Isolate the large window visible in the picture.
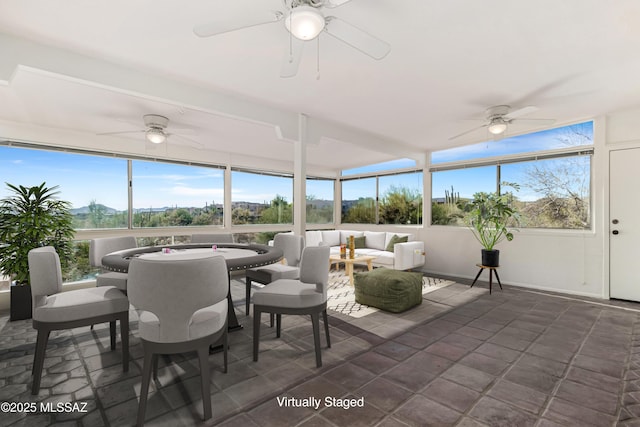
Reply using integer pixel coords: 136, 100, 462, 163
341, 171, 423, 224
430, 122, 593, 229
132, 160, 224, 228
341, 177, 376, 223
231, 170, 293, 225
0, 145, 128, 229
306, 178, 334, 224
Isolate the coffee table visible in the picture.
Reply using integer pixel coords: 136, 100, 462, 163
329, 254, 376, 286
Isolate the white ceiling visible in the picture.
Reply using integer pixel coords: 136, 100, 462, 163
0, 0, 639, 172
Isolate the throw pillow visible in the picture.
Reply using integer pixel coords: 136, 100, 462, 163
385, 234, 408, 252
354, 236, 366, 249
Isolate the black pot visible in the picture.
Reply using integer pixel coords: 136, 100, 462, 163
10, 284, 32, 321
481, 249, 500, 267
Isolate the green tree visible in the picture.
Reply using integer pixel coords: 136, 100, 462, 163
379, 186, 422, 224
342, 197, 375, 223
88, 199, 107, 228
259, 195, 292, 224
232, 207, 252, 224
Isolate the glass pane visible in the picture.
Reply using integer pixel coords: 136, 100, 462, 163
306, 178, 334, 224
432, 121, 593, 164
132, 160, 224, 228
501, 156, 591, 229
378, 172, 423, 225
231, 171, 293, 225
0, 146, 128, 229
431, 166, 496, 225
341, 177, 376, 223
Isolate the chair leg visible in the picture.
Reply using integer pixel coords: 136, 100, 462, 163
223, 327, 228, 374
310, 313, 322, 368
31, 328, 50, 394
197, 346, 212, 420
322, 310, 331, 348
152, 354, 159, 380
245, 277, 252, 316
253, 308, 261, 362
276, 314, 282, 338
269, 313, 274, 328
120, 312, 129, 373
137, 349, 154, 427
110, 321, 116, 350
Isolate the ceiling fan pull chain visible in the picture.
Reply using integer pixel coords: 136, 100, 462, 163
288, 12, 294, 62
316, 36, 321, 80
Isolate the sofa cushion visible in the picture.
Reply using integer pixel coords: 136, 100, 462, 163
354, 236, 366, 249
384, 232, 412, 251
354, 268, 423, 313
385, 234, 409, 252
364, 231, 387, 250
305, 230, 323, 247
340, 230, 364, 244
368, 250, 394, 266
321, 230, 341, 247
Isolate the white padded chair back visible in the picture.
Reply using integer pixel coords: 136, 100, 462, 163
191, 233, 234, 244
89, 236, 137, 268
274, 233, 304, 267
299, 246, 330, 299
28, 246, 63, 309
127, 254, 228, 342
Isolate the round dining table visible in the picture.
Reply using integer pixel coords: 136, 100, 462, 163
101, 243, 284, 332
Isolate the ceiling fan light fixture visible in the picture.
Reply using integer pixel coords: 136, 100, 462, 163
488, 119, 508, 135
146, 128, 167, 144
285, 6, 325, 40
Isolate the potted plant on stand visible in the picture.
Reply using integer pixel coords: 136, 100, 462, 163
465, 189, 519, 267
0, 183, 75, 320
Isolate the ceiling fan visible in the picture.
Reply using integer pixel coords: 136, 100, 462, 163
193, 0, 391, 77
449, 105, 556, 141
98, 114, 202, 148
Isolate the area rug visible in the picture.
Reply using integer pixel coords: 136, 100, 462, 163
326, 269, 455, 318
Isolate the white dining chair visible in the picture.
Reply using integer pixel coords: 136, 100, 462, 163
127, 253, 229, 426
28, 246, 129, 394
252, 245, 331, 368
245, 233, 304, 316
89, 236, 137, 291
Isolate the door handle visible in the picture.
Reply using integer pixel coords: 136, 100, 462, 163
612, 230, 619, 235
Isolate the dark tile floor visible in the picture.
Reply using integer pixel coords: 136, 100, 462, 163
2, 275, 640, 426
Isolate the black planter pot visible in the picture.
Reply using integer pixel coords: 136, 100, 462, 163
481, 249, 500, 267
10, 284, 32, 321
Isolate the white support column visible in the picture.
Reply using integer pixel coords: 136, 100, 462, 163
334, 171, 342, 227
293, 114, 307, 236
224, 164, 232, 230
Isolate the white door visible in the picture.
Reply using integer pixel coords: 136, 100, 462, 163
610, 148, 640, 300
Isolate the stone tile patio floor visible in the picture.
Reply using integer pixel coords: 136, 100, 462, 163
2, 275, 640, 426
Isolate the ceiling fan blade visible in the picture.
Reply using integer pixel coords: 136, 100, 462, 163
97, 130, 145, 136
167, 134, 204, 149
324, 17, 391, 60
504, 105, 538, 120
324, 0, 354, 8
512, 118, 556, 126
280, 37, 305, 78
193, 11, 283, 38
448, 124, 488, 141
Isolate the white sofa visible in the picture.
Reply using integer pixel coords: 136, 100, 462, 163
305, 230, 425, 271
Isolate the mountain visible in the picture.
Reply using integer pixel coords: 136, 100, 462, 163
70, 204, 119, 215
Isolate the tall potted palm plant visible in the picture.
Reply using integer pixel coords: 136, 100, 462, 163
0, 183, 75, 320
465, 190, 519, 267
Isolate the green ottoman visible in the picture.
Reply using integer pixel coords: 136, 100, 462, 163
354, 268, 423, 313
